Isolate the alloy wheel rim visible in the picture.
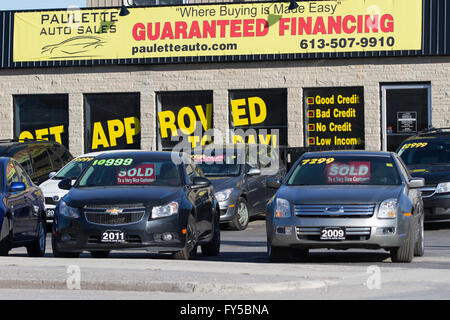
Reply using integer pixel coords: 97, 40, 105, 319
237, 202, 248, 226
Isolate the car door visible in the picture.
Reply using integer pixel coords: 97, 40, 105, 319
260, 147, 286, 201
186, 163, 212, 239
244, 162, 266, 215
13, 161, 39, 239
5, 160, 30, 242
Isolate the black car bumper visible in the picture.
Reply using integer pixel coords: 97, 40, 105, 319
423, 193, 450, 222
53, 213, 187, 253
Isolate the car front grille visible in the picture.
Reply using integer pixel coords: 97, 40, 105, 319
294, 204, 376, 218
84, 204, 146, 225
296, 226, 371, 241
420, 186, 436, 199
45, 197, 59, 205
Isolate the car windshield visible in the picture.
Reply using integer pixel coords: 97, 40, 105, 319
398, 140, 450, 166
54, 157, 95, 180
287, 155, 401, 186
192, 150, 243, 177
77, 156, 182, 187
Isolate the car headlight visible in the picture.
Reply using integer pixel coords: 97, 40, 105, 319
215, 188, 233, 202
274, 198, 291, 218
152, 202, 179, 219
377, 199, 398, 219
58, 199, 80, 219
436, 182, 450, 194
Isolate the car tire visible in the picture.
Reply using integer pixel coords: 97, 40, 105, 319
201, 207, 220, 257
291, 248, 309, 261
90, 251, 110, 258
414, 213, 425, 257
229, 198, 249, 231
51, 234, 80, 258
0, 216, 11, 256
173, 214, 197, 260
390, 219, 415, 263
26, 216, 46, 257
268, 242, 291, 262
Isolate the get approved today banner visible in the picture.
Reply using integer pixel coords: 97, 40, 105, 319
13, 0, 422, 62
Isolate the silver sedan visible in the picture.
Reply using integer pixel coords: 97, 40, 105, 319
266, 151, 425, 263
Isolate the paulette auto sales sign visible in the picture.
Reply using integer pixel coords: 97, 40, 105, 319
13, 0, 422, 62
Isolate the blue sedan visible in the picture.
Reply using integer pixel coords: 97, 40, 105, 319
0, 157, 46, 257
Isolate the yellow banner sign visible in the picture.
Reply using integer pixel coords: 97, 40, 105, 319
13, 0, 422, 62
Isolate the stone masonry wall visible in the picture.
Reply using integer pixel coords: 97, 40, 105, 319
0, 56, 449, 156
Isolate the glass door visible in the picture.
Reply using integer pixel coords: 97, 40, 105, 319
381, 84, 431, 151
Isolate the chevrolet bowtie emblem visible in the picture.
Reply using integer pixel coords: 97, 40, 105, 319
106, 208, 123, 215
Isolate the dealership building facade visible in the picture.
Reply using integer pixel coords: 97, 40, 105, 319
0, 0, 449, 157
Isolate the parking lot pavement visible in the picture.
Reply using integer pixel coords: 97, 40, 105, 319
0, 219, 449, 299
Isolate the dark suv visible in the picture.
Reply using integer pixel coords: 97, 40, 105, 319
0, 139, 73, 185
397, 128, 450, 222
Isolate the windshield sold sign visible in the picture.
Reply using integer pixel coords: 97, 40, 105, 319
117, 163, 155, 185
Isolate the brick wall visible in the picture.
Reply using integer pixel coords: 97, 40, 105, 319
1, 56, 449, 156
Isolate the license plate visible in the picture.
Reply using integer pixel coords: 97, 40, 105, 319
46, 209, 54, 217
320, 227, 346, 240
101, 231, 125, 243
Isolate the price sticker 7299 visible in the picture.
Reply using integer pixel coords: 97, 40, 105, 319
301, 158, 335, 165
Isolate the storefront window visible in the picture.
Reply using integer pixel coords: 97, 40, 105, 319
14, 94, 69, 148
229, 89, 287, 148
304, 87, 365, 149
156, 91, 213, 151
84, 93, 141, 152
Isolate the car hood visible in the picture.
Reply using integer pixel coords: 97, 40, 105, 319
207, 176, 241, 192
407, 164, 450, 186
276, 185, 403, 204
39, 179, 73, 197
64, 186, 184, 208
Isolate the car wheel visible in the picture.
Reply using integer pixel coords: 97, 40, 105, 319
0, 216, 11, 256
229, 198, 249, 231
90, 251, 110, 258
51, 234, 80, 258
414, 213, 425, 257
201, 207, 221, 257
26, 216, 46, 257
291, 248, 309, 261
390, 219, 415, 263
173, 214, 197, 260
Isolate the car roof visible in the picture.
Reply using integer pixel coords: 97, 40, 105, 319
302, 150, 395, 158
402, 133, 450, 142
76, 149, 141, 158
94, 150, 182, 160
0, 139, 65, 155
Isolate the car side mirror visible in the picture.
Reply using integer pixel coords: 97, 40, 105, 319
266, 177, 282, 189
49, 172, 56, 179
247, 167, 261, 176
191, 176, 211, 188
409, 178, 425, 188
58, 178, 72, 190
9, 182, 26, 192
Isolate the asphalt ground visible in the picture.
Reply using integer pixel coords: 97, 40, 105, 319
0, 217, 448, 300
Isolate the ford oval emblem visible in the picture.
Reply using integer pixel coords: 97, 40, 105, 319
324, 206, 345, 214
